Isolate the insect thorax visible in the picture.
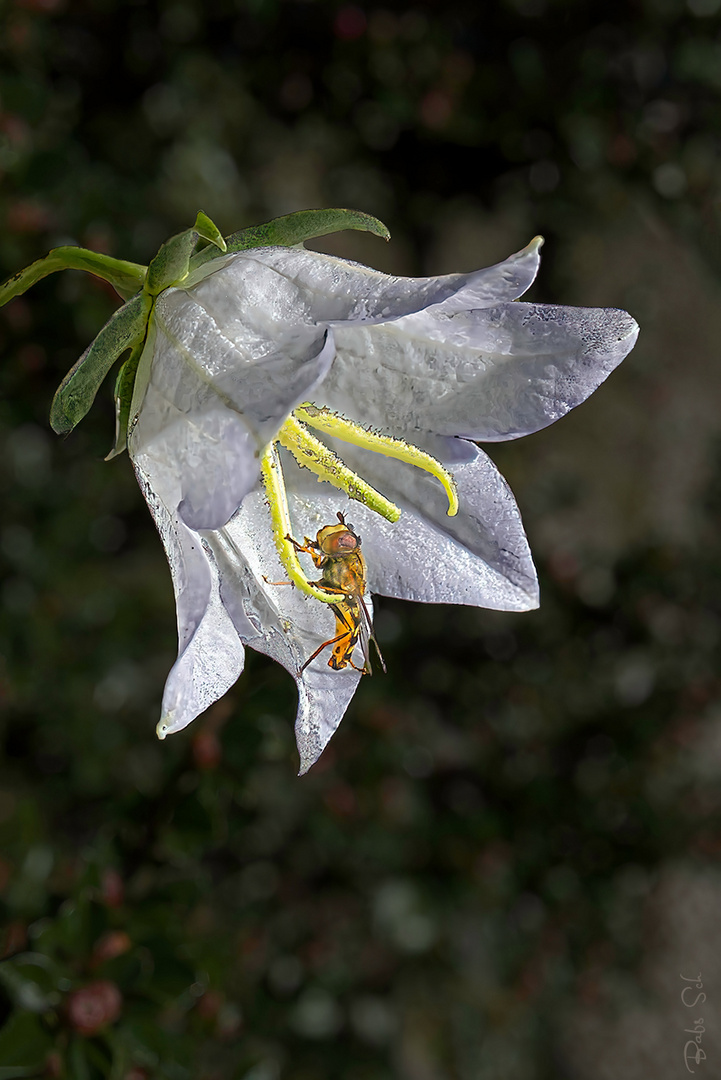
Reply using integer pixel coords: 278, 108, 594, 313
322, 551, 366, 595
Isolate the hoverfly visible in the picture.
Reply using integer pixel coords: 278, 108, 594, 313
287, 512, 386, 676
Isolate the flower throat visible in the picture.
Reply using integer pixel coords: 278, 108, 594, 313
261, 402, 459, 605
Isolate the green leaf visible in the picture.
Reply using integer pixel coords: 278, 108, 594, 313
106, 341, 144, 460
0, 1011, 53, 1075
0, 955, 61, 1014
105, 1031, 132, 1080
193, 210, 227, 252
0, 247, 147, 305
228, 208, 391, 248
67, 1039, 92, 1080
145, 228, 200, 296
190, 208, 391, 271
50, 292, 152, 435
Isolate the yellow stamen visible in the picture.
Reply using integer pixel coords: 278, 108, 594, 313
260, 442, 340, 604
262, 404, 461, 603
277, 414, 401, 523
295, 403, 458, 517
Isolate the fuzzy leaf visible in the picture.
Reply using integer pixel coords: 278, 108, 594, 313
190, 208, 391, 271
106, 340, 144, 459
50, 292, 151, 434
145, 229, 200, 295
193, 210, 227, 252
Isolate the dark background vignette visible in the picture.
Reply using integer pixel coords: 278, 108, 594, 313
1, 0, 720, 1077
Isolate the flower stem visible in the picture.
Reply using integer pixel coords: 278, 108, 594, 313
0, 247, 147, 304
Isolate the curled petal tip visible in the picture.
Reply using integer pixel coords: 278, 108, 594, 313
620, 311, 640, 340
156, 715, 172, 740
297, 743, 321, 776
297, 757, 314, 778
515, 574, 540, 613
296, 728, 336, 775
527, 235, 545, 253
603, 308, 640, 353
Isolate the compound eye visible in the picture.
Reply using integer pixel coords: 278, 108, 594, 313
326, 530, 358, 556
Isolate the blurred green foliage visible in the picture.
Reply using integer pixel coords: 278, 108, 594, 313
1, 0, 721, 1077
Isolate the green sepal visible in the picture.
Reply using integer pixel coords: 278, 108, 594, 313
50, 291, 152, 434
105, 339, 144, 459
145, 229, 198, 296
0, 246, 147, 305
226, 208, 391, 249
145, 211, 228, 295
194, 210, 227, 252
190, 208, 391, 271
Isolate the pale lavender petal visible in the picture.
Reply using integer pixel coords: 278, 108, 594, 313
206, 491, 365, 773
294, 670, 360, 776
129, 299, 335, 531
132, 428, 212, 652
414, 303, 640, 441
175, 405, 258, 531
322, 303, 638, 447
150, 286, 334, 446
132, 459, 246, 740
282, 447, 538, 611
202, 236, 542, 324
157, 537, 245, 739
425, 235, 543, 313
131, 380, 259, 533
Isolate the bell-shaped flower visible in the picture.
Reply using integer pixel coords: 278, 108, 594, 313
126, 236, 638, 772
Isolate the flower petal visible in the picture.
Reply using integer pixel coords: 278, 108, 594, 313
131, 310, 364, 766
427, 235, 543, 313
206, 491, 365, 773
157, 538, 246, 739
131, 458, 247, 739
130, 377, 259, 533
283, 447, 538, 611
150, 277, 335, 445
322, 303, 639, 447
293, 668, 360, 775
129, 288, 335, 530
209, 235, 542, 323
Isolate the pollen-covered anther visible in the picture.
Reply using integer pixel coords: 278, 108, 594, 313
293, 402, 459, 517
260, 441, 346, 605
264, 405, 462, 608
276, 413, 402, 523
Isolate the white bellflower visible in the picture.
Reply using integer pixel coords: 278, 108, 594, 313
126, 237, 638, 771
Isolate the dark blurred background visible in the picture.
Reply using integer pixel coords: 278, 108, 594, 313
2, 0, 721, 1077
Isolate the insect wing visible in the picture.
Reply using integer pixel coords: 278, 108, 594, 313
358, 594, 387, 675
